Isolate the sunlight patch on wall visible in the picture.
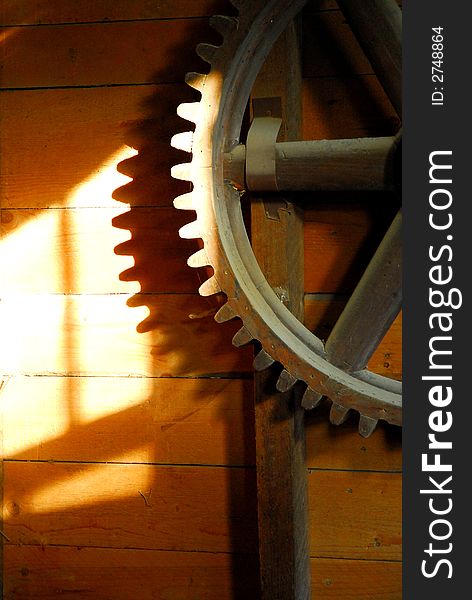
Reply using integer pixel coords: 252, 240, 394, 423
1, 375, 154, 458
66, 146, 137, 209
0, 294, 150, 374
0, 27, 20, 44
3, 451, 153, 517
0, 146, 139, 294
1, 377, 70, 458
78, 376, 152, 425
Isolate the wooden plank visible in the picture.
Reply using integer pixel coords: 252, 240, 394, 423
3, 462, 258, 554
0, 77, 397, 211
250, 19, 310, 600
2, 545, 401, 600
1, 207, 201, 294
0, 294, 252, 377
0, 0, 230, 25
0, 408, 3, 599
305, 401, 401, 471
2, 375, 400, 471
310, 557, 401, 599
3, 545, 259, 600
302, 75, 400, 140
309, 470, 401, 560
0, 204, 401, 295
324, 211, 402, 372
0, 20, 219, 89
303, 202, 399, 294
304, 297, 402, 380
2, 376, 255, 466
3, 463, 399, 560
0, 84, 193, 210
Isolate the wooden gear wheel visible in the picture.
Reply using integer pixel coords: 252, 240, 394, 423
172, 0, 402, 436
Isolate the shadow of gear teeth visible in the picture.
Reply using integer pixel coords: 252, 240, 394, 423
171, 0, 402, 437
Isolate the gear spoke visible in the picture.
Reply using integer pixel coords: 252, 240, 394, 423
337, 0, 402, 116
325, 210, 402, 372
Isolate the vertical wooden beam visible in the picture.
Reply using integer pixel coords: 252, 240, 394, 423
250, 20, 310, 600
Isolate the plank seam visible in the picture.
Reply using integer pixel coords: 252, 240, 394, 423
1, 542, 258, 555
0, 373, 253, 380
0, 73, 382, 93
308, 467, 402, 474
0, 82, 176, 92
310, 555, 402, 563
3, 459, 255, 469
0, 16, 210, 28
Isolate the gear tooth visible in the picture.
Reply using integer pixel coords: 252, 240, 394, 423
276, 369, 297, 393
199, 276, 221, 297
171, 131, 193, 153
359, 415, 378, 438
330, 403, 350, 426
171, 162, 192, 182
215, 303, 237, 323
196, 43, 219, 64
301, 387, 323, 410
210, 15, 238, 37
185, 71, 206, 92
232, 326, 253, 348
179, 220, 200, 240
187, 248, 209, 268
177, 102, 200, 124
253, 349, 274, 372
173, 192, 194, 211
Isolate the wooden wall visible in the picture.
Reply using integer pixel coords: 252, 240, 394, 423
0, 1, 401, 598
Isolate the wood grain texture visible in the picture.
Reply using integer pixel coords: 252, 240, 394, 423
0, 0, 230, 25
3, 545, 259, 600
1, 376, 255, 466
3, 546, 401, 600
305, 401, 401, 471
250, 20, 310, 600
1, 294, 401, 377
1, 204, 401, 295
311, 558, 401, 599
303, 74, 400, 140
0, 439, 3, 600
0, 207, 201, 294
0, 84, 193, 210
1, 375, 400, 471
3, 461, 258, 554
309, 470, 401, 560
1, 2, 403, 596
0, 20, 219, 89
0, 76, 398, 211
3, 463, 399, 560
0, 294, 252, 377
304, 297, 402, 381
303, 202, 399, 294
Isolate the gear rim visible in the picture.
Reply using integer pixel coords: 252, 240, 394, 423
172, 0, 402, 434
